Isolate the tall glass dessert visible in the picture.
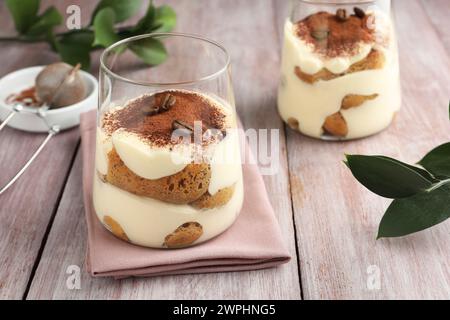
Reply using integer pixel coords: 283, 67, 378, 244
95, 34, 243, 248
278, 0, 401, 140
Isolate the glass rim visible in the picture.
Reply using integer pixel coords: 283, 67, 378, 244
100, 32, 231, 87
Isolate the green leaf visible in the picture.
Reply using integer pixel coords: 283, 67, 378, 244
131, 1, 156, 34
130, 38, 167, 65
56, 30, 94, 70
346, 155, 434, 199
93, 8, 120, 48
92, 0, 142, 24
152, 5, 176, 32
377, 156, 437, 182
377, 182, 450, 238
26, 7, 62, 37
6, 0, 39, 33
418, 142, 450, 178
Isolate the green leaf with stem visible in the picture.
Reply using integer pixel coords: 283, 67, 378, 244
92, 0, 142, 24
346, 101, 450, 239
56, 30, 94, 70
345, 154, 434, 199
93, 8, 120, 48
26, 7, 62, 37
6, 0, 39, 34
152, 5, 176, 32
377, 181, 450, 238
131, 0, 156, 34
3, 0, 176, 68
376, 156, 437, 182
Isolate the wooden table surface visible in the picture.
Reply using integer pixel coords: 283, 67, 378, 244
0, 0, 449, 300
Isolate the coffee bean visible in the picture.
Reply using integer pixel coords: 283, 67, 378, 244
354, 7, 366, 18
167, 95, 177, 107
336, 9, 348, 22
160, 93, 177, 111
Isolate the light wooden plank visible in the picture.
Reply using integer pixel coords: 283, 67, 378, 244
283, 0, 450, 299
26, 0, 301, 299
421, 0, 450, 54
0, 1, 84, 299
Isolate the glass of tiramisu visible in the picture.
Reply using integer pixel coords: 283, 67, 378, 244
95, 33, 243, 248
278, 0, 401, 140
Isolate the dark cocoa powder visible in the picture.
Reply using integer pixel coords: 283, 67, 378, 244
295, 11, 374, 58
102, 90, 226, 147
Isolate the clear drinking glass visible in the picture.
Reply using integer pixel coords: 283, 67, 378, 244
278, 0, 401, 140
94, 33, 243, 248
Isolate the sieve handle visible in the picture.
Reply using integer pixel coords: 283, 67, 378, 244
0, 104, 26, 131
0, 125, 60, 195
0, 110, 16, 132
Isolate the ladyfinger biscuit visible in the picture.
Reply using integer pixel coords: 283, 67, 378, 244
341, 94, 378, 109
103, 215, 130, 242
191, 185, 235, 209
323, 112, 348, 137
106, 148, 211, 204
163, 222, 203, 248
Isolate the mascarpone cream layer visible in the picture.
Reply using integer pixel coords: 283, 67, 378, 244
93, 172, 244, 248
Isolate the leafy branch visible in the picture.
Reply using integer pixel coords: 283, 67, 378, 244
3, 0, 176, 69
345, 102, 450, 239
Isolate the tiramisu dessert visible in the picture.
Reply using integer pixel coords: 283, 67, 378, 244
93, 90, 243, 248
278, 6, 401, 140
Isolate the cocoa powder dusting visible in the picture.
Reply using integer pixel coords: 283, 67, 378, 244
295, 11, 374, 58
6, 86, 42, 107
102, 90, 226, 147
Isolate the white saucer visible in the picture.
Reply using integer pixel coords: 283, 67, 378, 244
0, 66, 98, 132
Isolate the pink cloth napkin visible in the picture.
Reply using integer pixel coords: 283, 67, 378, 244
80, 110, 290, 278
